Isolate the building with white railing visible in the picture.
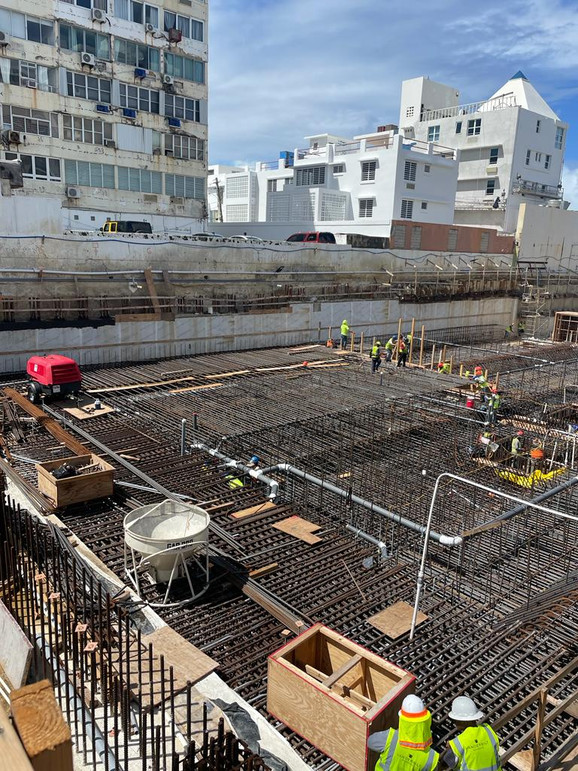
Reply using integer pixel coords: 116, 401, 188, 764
399, 72, 568, 232
208, 127, 460, 238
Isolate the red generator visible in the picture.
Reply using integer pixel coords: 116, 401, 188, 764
26, 355, 82, 403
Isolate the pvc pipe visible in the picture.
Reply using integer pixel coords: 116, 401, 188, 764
346, 524, 389, 558
190, 442, 280, 500
273, 463, 462, 546
180, 419, 187, 456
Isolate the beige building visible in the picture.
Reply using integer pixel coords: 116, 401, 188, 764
0, 0, 208, 232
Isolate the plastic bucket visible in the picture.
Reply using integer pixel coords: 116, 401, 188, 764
466, 396, 475, 409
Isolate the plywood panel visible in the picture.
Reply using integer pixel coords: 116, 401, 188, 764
231, 501, 278, 520
143, 625, 218, 688
368, 601, 428, 639
0, 600, 32, 687
268, 658, 366, 771
272, 516, 322, 543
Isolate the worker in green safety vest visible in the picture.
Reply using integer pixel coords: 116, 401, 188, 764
225, 473, 244, 490
442, 696, 501, 771
340, 319, 350, 349
368, 695, 439, 771
371, 341, 382, 373
384, 337, 396, 363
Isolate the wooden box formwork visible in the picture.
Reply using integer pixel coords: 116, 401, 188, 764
36, 454, 114, 508
267, 623, 415, 771
552, 311, 578, 343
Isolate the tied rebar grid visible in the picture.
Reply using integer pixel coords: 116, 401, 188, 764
0, 498, 270, 771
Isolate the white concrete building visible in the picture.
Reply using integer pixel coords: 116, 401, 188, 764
209, 129, 459, 239
0, 0, 208, 233
400, 72, 568, 232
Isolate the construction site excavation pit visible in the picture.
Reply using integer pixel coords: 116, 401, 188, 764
1, 337, 577, 771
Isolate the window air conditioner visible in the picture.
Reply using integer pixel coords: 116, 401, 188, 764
0, 31, 8, 45
104, 139, 116, 148
91, 8, 106, 22
66, 187, 80, 199
81, 52, 96, 67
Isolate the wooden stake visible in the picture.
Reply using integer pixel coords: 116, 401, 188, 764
409, 317, 416, 363
395, 317, 403, 361
495, 372, 500, 389
359, 333, 364, 354
449, 356, 454, 374
532, 689, 547, 770
460, 364, 464, 377
350, 331, 355, 352
441, 345, 447, 364
430, 344, 436, 370
419, 325, 425, 367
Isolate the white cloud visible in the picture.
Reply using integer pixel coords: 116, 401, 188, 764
208, 0, 577, 164
562, 166, 578, 210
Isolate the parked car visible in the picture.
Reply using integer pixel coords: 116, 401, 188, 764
287, 232, 336, 244
101, 220, 152, 234
228, 235, 266, 243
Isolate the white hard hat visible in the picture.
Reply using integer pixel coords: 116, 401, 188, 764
449, 696, 484, 722
399, 694, 426, 716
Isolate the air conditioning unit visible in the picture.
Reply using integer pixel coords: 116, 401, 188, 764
104, 139, 116, 148
91, 8, 106, 22
162, 74, 174, 86
145, 22, 155, 32
167, 117, 181, 128
164, 149, 173, 156
0, 31, 8, 45
2, 129, 21, 144
168, 27, 182, 43
122, 108, 137, 119
81, 52, 96, 67
66, 186, 80, 199
134, 67, 147, 79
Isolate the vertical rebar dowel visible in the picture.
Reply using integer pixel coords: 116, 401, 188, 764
159, 653, 167, 771
140, 708, 148, 771
186, 681, 192, 744
102, 662, 110, 771
181, 419, 187, 456
90, 650, 97, 771
169, 666, 176, 761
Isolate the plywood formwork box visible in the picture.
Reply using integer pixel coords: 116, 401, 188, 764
267, 623, 415, 771
36, 454, 114, 508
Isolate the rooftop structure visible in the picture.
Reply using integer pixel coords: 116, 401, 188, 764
0, 0, 208, 233
400, 72, 568, 232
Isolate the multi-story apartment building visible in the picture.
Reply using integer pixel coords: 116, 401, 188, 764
399, 72, 568, 232
0, 0, 208, 232
209, 129, 460, 239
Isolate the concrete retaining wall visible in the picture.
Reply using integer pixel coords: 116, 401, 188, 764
0, 295, 516, 373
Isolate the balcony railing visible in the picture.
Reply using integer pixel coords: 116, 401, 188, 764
334, 141, 361, 155
422, 93, 517, 122
512, 179, 562, 198
296, 147, 328, 160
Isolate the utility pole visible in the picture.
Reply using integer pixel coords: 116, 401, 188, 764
214, 177, 224, 223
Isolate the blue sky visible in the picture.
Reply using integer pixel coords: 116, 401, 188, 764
209, 0, 578, 206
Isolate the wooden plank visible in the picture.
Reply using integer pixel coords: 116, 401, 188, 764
323, 654, 362, 689
169, 383, 224, 394
63, 403, 115, 420
547, 694, 578, 718
272, 516, 322, 544
205, 370, 251, 380
11, 679, 73, 771
230, 501, 278, 520
0, 706, 34, 770
143, 626, 217, 689
368, 601, 428, 639
305, 664, 326, 681
249, 562, 279, 578
144, 267, 162, 316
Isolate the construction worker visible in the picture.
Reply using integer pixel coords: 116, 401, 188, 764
368, 694, 439, 771
247, 454, 260, 468
487, 388, 501, 425
397, 337, 408, 368
384, 336, 396, 363
225, 472, 244, 490
511, 430, 524, 468
517, 320, 525, 337
371, 341, 383, 373
340, 319, 350, 349
404, 333, 413, 352
442, 696, 501, 771
504, 324, 513, 339
437, 361, 451, 375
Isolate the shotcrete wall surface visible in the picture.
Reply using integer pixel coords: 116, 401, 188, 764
0, 295, 515, 373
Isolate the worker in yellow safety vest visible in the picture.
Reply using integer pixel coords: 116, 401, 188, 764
368, 694, 439, 771
442, 696, 501, 771
340, 319, 350, 349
